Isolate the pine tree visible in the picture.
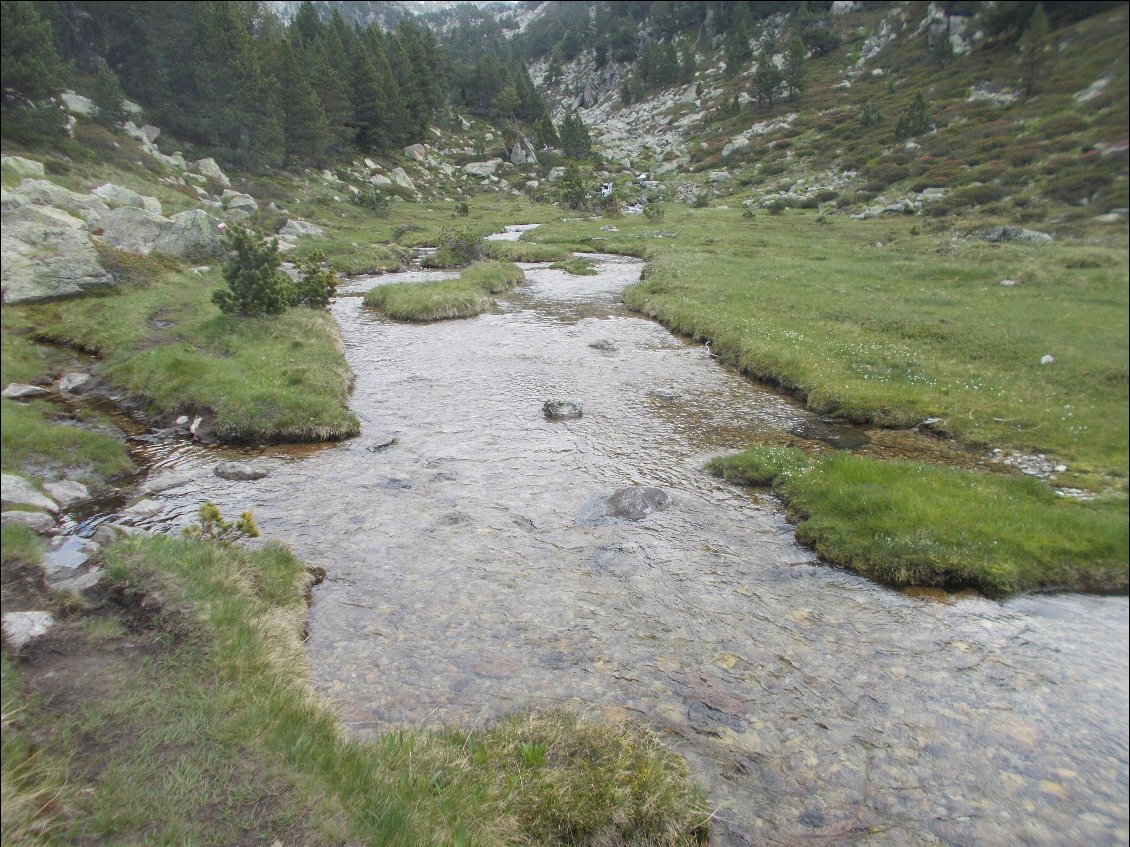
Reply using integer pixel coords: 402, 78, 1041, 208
783, 37, 807, 100
213, 226, 292, 318
558, 112, 592, 159
276, 39, 329, 165
0, 0, 67, 105
534, 113, 559, 148
1019, 5, 1050, 96
90, 59, 127, 128
753, 62, 783, 108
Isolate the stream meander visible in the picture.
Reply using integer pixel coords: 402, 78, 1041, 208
62, 230, 1129, 846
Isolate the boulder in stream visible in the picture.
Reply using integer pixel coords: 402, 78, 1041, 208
543, 399, 583, 420
605, 486, 672, 521
214, 461, 269, 481
42, 480, 89, 508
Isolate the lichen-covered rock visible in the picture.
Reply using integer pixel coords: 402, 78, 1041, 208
403, 144, 426, 161
6, 178, 109, 223
979, 226, 1053, 244
462, 159, 504, 178
151, 209, 226, 259
1, 155, 45, 179
193, 157, 231, 187
95, 206, 173, 254
390, 167, 415, 190
506, 135, 539, 166
60, 89, 94, 116
2, 206, 114, 302
279, 219, 324, 239
92, 183, 162, 215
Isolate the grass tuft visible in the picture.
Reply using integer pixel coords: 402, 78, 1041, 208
706, 446, 810, 485
364, 261, 524, 321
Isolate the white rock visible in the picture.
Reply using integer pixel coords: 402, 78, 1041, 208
1000, 279, 1017, 287
462, 159, 504, 178
2, 611, 55, 649
368, 174, 392, 187
49, 567, 104, 594
1040, 354, 1055, 365
1, 474, 59, 513
42, 481, 88, 508
279, 219, 324, 239
60, 90, 94, 116
193, 157, 231, 187
58, 372, 91, 393
402, 144, 426, 162
2, 383, 50, 399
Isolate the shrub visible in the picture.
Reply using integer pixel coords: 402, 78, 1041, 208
643, 204, 665, 220
801, 26, 841, 56
293, 250, 337, 308
454, 200, 470, 217
766, 198, 787, 215
861, 101, 883, 127
213, 226, 292, 317
354, 186, 391, 217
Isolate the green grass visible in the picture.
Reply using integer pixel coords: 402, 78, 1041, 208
1, 522, 43, 568
550, 257, 599, 275
706, 445, 810, 486
484, 241, 572, 262
772, 454, 1128, 596
1, 532, 708, 846
1, 399, 133, 484
23, 269, 358, 442
364, 261, 525, 321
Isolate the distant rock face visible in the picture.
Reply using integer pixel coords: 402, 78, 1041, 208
151, 209, 226, 259
605, 486, 672, 520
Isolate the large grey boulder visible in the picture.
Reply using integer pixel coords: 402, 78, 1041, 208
403, 143, 426, 161
57, 372, 92, 393
1, 155, 45, 179
43, 481, 89, 508
2, 211, 114, 302
462, 159, 504, 178
605, 486, 672, 520
95, 206, 173, 254
151, 209, 226, 259
7, 179, 109, 223
92, 183, 162, 215
279, 219, 324, 239
368, 174, 393, 187
1, 474, 59, 513
390, 167, 415, 190
60, 90, 94, 116
222, 191, 258, 217
506, 135, 539, 166
192, 157, 231, 187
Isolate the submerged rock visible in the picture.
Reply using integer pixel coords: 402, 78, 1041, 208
606, 486, 672, 520
589, 339, 617, 352
214, 461, 269, 481
365, 432, 400, 452
543, 399, 583, 420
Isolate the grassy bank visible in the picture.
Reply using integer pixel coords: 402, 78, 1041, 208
526, 209, 1129, 488
1, 531, 708, 845
19, 259, 358, 442
364, 261, 525, 321
709, 447, 1128, 595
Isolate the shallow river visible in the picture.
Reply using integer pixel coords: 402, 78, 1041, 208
97, 232, 1128, 846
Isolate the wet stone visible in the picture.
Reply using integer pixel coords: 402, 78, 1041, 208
648, 388, 679, 401
687, 700, 746, 735
589, 339, 617, 351
543, 399, 583, 420
365, 432, 400, 452
605, 486, 672, 520
141, 471, 194, 494
214, 461, 269, 481
123, 498, 164, 518
42, 480, 88, 508
1, 474, 59, 513
57, 372, 91, 393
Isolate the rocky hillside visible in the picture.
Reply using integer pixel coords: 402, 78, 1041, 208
526, 1, 1128, 226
